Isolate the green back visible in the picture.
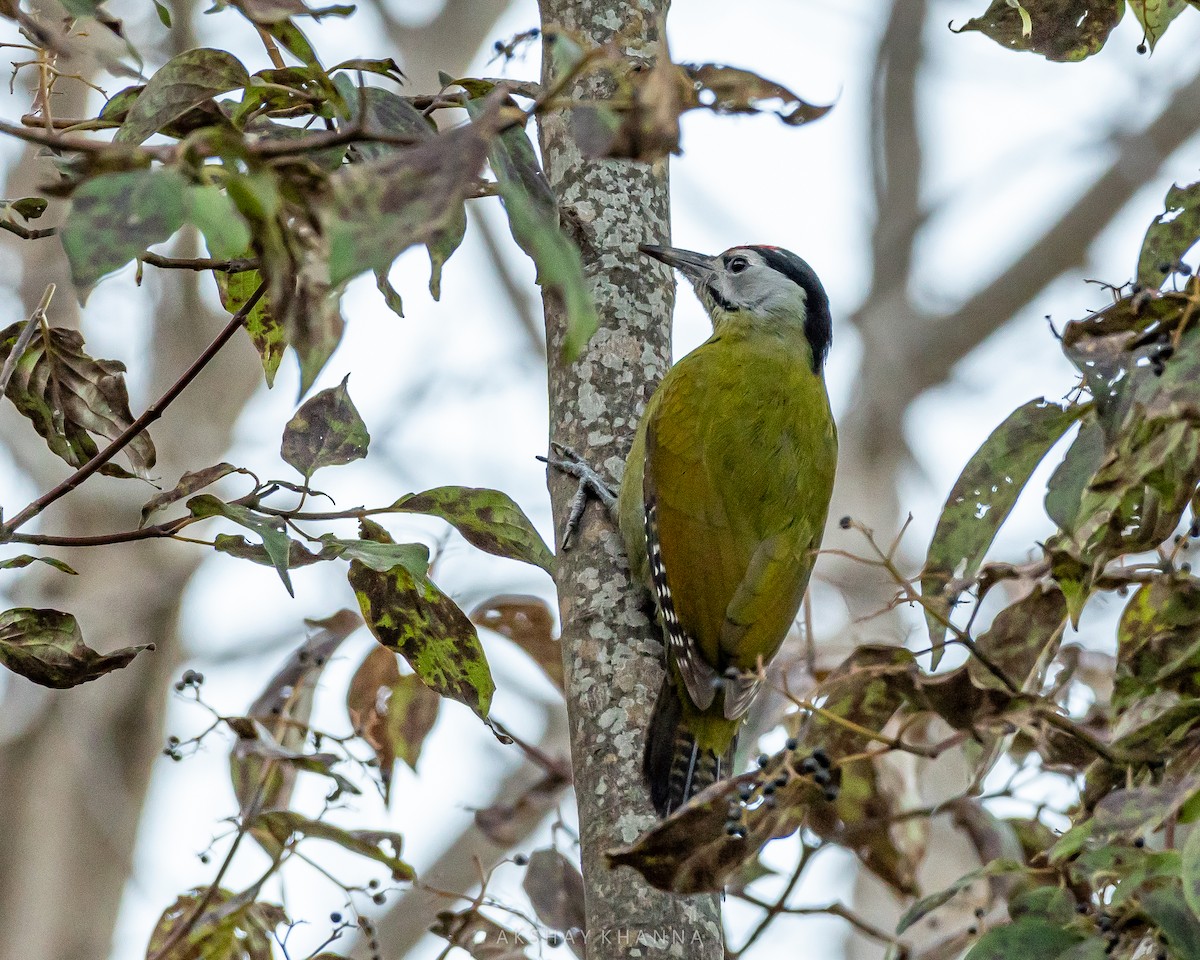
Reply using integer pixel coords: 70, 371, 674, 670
619, 322, 837, 746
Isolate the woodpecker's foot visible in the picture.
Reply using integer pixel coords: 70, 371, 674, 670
538, 442, 618, 550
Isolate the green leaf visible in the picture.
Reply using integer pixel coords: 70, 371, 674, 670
337, 81, 435, 162
140, 462, 253, 526
333, 80, 469, 300
214, 534, 327, 569
60, 169, 188, 292
467, 94, 598, 359
1138, 180, 1200, 288
897, 862, 1022, 934
348, 544, 494, 719
953, 0, 1125, 61
2, 196, 47, 220
375, 268, 404, 318
265, 21, 322, 70
152, 0, 171, 26
320, 535, 430, 575
0, 320, 156, 476
427, 202, 466, 301
1045, 413, 1105, 533
325, 97, 504, 289
217, 268, 283, 387
115, 48, 249, 144
1048, 821, 1094, 863
1055, 940, 1110, 960
1144, 883, 1200, 958
963, 917, 1081, 960
967, 583, 1067, 693
291, 285, 346, 398
1130, 0, 1188, 51
150, 889, 287, 960
390, 485, 555, 575
0, 555, 78, 575
922, 398, 1082, 663
186, 186, 252, 260
1182, 819, 1200, 921
280, 374, 370, 478
1114, 576, 1200, 709
0, 607, 151, 688
330, 57, 405, 83
188, 494, 296, 595
1092, 776, 1200, 840
1009, 885, 1077, 925
249, 810, 414, 879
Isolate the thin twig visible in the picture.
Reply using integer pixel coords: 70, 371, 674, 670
0, 117, 142, 155
732, 843, 814, 957
0, 284, 54, 396
8, 516, 194, 547
140, 251, 259, 273
0, 280, 266, 538
255, 24, 288, 69
735, 896, 909, 956
146, 741, 281, 960
0, 218, 56, 240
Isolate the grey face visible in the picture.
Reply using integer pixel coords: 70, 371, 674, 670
639, 243, 833, 371
639, 245, 810, 324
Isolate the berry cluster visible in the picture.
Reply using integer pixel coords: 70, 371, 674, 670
723, 743, 838, 840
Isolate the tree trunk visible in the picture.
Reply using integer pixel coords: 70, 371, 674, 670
536, 2, 723, 956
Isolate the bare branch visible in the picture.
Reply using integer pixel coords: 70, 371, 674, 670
0, 284, 53, 396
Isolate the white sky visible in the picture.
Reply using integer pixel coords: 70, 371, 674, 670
3, 1, 1200, 958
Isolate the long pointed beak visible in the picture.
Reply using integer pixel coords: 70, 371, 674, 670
639, 244, 715, 281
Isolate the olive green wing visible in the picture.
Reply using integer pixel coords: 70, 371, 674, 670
643, 353, 758, 713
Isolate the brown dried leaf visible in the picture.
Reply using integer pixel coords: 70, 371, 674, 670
474, 771, 568, 847
430, 908, 530, 960
469, 595, 561, 691
522, 848, 585, 934
230, 610, 360, 848
346, 646, 441, 801
0, 321, 155, 477
140, 463, 254, 526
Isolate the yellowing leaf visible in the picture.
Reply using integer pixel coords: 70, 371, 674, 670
349, 548, 494, 720
280, 374, 370, 479
391, 486, 555, 575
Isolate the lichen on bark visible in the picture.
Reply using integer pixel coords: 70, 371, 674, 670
537, 0, 723, 955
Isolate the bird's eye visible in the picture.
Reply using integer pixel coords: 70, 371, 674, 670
728, 256, 749, 274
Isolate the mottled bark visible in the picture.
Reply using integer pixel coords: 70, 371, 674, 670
536, 2, 722, 956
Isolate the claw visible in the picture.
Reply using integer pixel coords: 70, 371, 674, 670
538, 442, 618, 550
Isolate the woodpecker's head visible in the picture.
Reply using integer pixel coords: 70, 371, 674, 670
639, 243, 832, 371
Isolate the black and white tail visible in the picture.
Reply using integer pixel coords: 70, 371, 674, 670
644, 678, 729, 816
